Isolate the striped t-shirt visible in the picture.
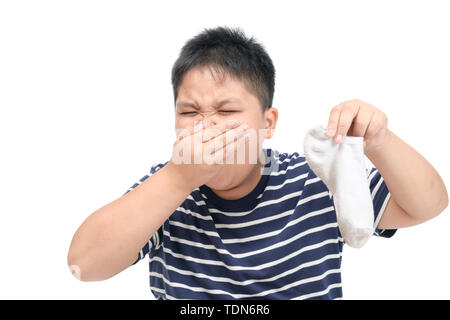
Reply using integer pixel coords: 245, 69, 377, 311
127, 148, 396, 300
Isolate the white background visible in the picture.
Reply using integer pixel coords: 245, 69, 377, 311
0, 0, 449, 299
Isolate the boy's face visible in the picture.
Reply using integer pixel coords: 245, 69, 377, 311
174, 66, 277, 191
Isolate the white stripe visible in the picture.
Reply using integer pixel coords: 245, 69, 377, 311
371, 176, 384, 199
162, 231, 215, 250
150, 285, 165, 295
164, 221, 338, 260
215, 209, 295, 229
150, 285, 177, 300
169, 220, 220, 238
186, 194, 207, 206
148, 267, 341, 299
156, 230, 160, 248
161, 237, 341, 272
305, 177, 321, 185
208, 190, 300, 216
150, 252, 341, 287
374, 192, 392, 230
292, 282, 342, 300
367, 170, 378, 184
153, 231, 160, 249
153, 164, 165, 172
264, 172, 308, 191
176, 206, 212, 221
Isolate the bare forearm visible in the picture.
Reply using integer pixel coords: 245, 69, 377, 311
67, 162, 192, 281
366, 129, 448, 220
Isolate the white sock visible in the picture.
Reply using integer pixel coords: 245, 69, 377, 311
303, 124, 374, 248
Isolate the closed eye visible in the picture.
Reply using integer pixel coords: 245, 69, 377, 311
179, 110, 237, 116
218, 110, 237, 113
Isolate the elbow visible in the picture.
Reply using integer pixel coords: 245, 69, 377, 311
67, 227, 106, 282
438, 187, 449, 214
67, 254, 101, 282
67, 249, 90, 282
67, 247, 117, 282
432, 184, 449, 218
67, 251, 83, 282
67, 247, 99, 282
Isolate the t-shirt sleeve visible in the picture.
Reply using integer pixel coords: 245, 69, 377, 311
122, 162, 168, 265
367, 166, 397, 238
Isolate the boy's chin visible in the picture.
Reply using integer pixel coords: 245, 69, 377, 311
205, 165, 245, 191
205, 174, 237, 191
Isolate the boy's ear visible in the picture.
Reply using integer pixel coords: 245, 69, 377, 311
264, 107, 278, 139
265, 121, 273, 139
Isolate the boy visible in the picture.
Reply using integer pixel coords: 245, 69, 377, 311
67, 26, 448, 299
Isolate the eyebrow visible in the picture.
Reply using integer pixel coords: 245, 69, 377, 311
177, 98, 241, 109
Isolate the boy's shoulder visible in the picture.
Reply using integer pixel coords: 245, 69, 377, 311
149, 161, 169, 174
268, 148, 310, 175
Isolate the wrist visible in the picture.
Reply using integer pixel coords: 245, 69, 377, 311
365, 129, 393, 161
163, 161, 197, 193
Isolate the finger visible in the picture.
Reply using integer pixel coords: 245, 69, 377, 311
202, 119, 241, 143
202, 120, 244, 143
174, 126, 194, 148
176, 120, 202, 141
335, 103, 359, 143
361, 113, 378, 149
184, 120, 204, 149
364, 112, 385, 140
189, 120, 244, 165
220, 125, 250, 153
326, 103, 343, 137
204, 124, 249, 156
191, 119, 214, 145
351, 110, 374, 137
212, 129, 249, 165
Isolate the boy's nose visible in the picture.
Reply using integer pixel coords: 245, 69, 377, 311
202, 117, 217, 128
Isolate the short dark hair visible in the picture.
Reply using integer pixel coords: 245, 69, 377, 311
171, 26, 275, 111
